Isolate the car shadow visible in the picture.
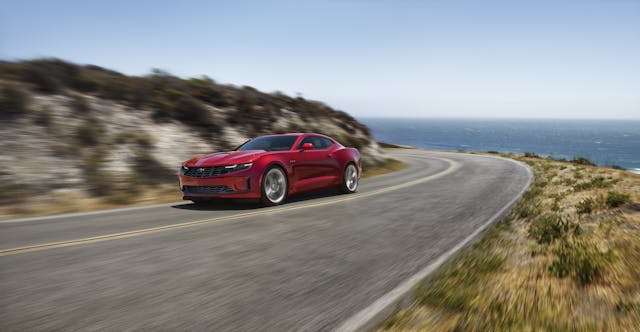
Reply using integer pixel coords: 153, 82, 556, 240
171, 188, 344, 211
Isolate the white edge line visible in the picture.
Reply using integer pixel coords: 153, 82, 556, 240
333, 156, 534, 332
0, 202, 184, 224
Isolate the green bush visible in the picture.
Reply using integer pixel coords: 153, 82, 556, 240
571, 157, 595, 166
573, 176, 615, 191
515, 200, 541, 218
524, 152, 541, 158
606, 191, 630, 208
575, 198, 594, 215
529, 213, 576, 244
549, 240, 611, 285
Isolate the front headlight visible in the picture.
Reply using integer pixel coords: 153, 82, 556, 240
224, 163, 252, 172
180, 165, 189, 174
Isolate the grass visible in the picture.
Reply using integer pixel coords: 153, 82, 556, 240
607, 191, 630, 208
0, 154, 407, 220
548, 239, 613, 285
380, 152, 639, 331
362, 158, 408, 178
0, 184, 180, 220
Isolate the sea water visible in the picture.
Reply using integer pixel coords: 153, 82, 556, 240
360, 118, 640, 173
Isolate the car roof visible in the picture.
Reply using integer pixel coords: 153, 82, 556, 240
258, 133, 331, 138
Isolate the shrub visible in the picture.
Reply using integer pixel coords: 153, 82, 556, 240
75, 116, 106, 146
524, 152, 541, 158
131, 151, 174, 184
336, 134, 369, 149
606, 191, 630, 208
0, 83, 29, 117
174, 95, 214, 126
571, 157, 595, 166
576, 198, 594, 215
187, 77, 228, 106
529, 213, 576, 244
20, 62, 63, 93
71, 95, 91, 113
114, 130, 156, 147
34, 106, 53, 127
82, 152, 114, 196
548, 240, 612, 285
0, 183, 33, 205
515, 200, 541, 218
573, 176, 614, 191
97, 75, 130, 101
522, 186, 543, 201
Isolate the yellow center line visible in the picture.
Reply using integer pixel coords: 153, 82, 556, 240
0, 158, 460, 257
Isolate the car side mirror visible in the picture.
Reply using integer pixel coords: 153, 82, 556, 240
301, 143, 314, 150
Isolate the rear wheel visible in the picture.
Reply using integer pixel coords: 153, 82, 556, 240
261, 166, 288, 206
340, 163, 359, 193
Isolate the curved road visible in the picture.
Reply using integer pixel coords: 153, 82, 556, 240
0, 150, 531, 331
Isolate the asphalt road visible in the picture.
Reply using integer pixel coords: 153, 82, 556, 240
0, 150, 531, 331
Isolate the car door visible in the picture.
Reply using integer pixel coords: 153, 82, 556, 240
293, 136, 340, 191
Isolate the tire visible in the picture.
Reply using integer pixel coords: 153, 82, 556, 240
340, 163, 359, 194
260, 166, 288, 206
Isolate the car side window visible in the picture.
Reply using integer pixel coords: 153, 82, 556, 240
318, 137, 333, 149
298, 136, 333, 150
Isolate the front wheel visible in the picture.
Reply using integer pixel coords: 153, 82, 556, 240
261, 166, 288, 206
340, 163, 359, 193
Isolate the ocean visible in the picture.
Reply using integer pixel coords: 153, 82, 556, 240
359, 118, 640, 173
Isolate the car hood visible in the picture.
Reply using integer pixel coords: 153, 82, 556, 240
184, 150, 266, 167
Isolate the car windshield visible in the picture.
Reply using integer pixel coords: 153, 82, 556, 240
236, 135, 299, 152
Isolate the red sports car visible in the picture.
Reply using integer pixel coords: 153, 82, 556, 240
179, 133, 362, 206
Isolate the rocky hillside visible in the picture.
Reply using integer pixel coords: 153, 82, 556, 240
0, 59, 386, 205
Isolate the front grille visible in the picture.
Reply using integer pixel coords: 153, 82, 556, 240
183, 166, 228, 177
183, 186, 234, 195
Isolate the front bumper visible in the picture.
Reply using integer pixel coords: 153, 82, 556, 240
178, 171, 261, 199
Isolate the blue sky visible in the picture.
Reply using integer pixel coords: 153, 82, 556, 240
2, 0, 639, 119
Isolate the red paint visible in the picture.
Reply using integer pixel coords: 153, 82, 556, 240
178, 133, 362, 203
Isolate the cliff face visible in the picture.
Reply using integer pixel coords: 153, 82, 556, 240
0, 59, 386, 200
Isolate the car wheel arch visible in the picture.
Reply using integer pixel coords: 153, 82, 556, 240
259, 162, 290, 190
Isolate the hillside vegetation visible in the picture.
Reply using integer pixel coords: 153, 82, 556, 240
381, 154, 640, 331
0, 58, 388, 217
